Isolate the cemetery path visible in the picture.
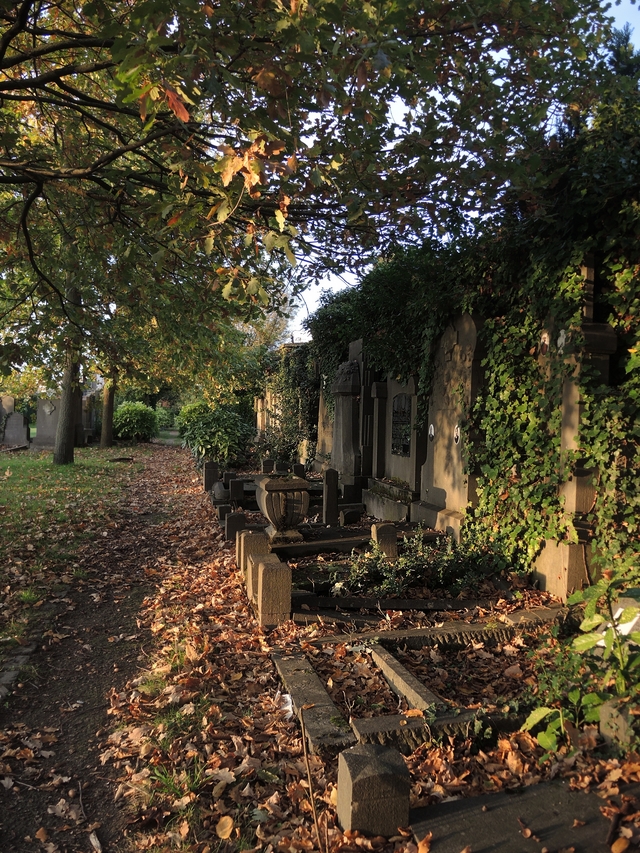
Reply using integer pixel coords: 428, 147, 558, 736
3, 446, 640, 853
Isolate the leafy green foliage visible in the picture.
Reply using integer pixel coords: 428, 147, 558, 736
176, 402, 253, 466
113, 402, 158, 441
155, 406, 174, 430
257, 344, 319, 463
342, 526, 507, 597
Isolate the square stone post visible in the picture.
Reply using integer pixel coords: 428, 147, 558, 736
257, 557, 291, 627
323, 468, 339, 526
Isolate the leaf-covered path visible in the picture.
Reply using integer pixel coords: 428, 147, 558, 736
3, 447, 640, 853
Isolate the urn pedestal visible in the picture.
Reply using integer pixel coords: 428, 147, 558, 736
254, 475, 309, 544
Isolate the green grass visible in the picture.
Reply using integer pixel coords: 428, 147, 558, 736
0, 446, 149, 648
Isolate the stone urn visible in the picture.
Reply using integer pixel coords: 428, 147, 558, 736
254, 475, 309, 544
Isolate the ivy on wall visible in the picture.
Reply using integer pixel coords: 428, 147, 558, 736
258, 343, 320, 463
306, 77, 640, 576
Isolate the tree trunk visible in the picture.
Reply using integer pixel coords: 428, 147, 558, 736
100, 375, 117, 448
53, 285, 82, 466
53, 348, 80, 465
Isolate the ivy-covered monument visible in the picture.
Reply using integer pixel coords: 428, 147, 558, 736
304, 84, 640, 601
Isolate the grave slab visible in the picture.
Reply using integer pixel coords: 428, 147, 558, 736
410, 780, 640, 853
225, 512, 246, 542
370, 645, 446, 710
228, 479, 245, 502
272, 652, 356, 757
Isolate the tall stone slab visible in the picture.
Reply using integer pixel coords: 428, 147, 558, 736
313, 385, 334, 472
3, 412, 29, 446
534, 259, 617, 600
33, 395, 84, 449
331, 358, 364, 493
411, 314, 484, 539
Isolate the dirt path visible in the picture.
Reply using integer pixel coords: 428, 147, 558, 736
0, 447, 195, 852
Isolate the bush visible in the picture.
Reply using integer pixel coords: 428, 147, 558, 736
113, 402, 158, 441
176, 402, 253, 465
155, 406, 174, 429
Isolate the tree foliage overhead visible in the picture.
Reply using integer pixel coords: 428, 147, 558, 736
0, 0, 610, 292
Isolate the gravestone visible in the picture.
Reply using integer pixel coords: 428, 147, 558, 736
340, 509, 361, 526
261, 459, 275, 474
225, 512, 246, 542
32, 395, 85, 449
3, 412, 29, 445
411, 314, 483, 539
0, 395, 15, 418
292, 463, 306, 479
275, 461, 289, 473
331, 359, 361, 485
323, 468, 339, 526
217, 504, 232, 523
228, 479, 245, 502
371, 523, 398, 559
203, 461, 220, 492
223, 471, 237, 487
337, 744, 410, 836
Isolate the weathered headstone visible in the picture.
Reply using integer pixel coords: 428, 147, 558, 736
228, 479, 245, 502
257, 557, 291, 627
340, 509, 362, 526
275, 461, 289, 473
32, 398, 59, 448
371, 523, 398, 559
331, 360, 361, 484
3, 412, 29, 446
292, 463, 306, 479
225, 512, 246, 542
323, 468, 339, 526
261, 459, 275, 474
217, 504, 232, 524
337, 744, 410, 835
223, 471, 237, 487
203, 461, 220, 492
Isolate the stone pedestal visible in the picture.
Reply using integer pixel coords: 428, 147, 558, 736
254, 475, 309, 544
337, 744, 410, 836
257, 557, 291, 627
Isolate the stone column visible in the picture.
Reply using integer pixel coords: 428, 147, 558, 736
371, 382, 388, 480
331, 359, 361, 485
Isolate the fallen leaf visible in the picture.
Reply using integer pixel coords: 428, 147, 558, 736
611, 839, 630, 853
35, 827, 49, 842
88, 831, 103, 852
417, 831, 432, 853
216, 815, 234, 839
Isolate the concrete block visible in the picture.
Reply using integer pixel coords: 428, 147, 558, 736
225, 512, 246, 542
261, 459, 275, 473
241, 530, 270, 590
372, 523, 398, 559
363, 489, 408, 523
247, 551, 280, 604
337, 744, 410, 836
292, 463, 306, 479
203, 461, 219, 491
217, 504, 232, 523
229, 479, 245, 502
257, 557, 291, 627
323, 468, 339, 526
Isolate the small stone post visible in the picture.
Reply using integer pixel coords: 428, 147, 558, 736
225, 512, 246, 542
323, 468, 339, 526
203, 461, 219, 492
371, 523, 398, 559
337, 744, 410, 836
261, 459, 275, 474
229, 479, 244, 503
223, 471, 237, 487
257, 557, 292, 627
240, 530, 270, 584
292, 463, 306, 479
217, 504, 232, 524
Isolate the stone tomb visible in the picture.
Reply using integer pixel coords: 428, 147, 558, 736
411, 314, 483, 539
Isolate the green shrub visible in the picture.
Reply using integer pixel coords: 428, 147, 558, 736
113, 402, 158, 441
342, 525, 508, 597
155, 406, 174, 429
176, 402, 253, 465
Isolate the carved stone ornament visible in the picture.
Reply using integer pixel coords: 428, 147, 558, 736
254, 475, 310, 544
43, 400, 56, 416
331, 360, 361, 396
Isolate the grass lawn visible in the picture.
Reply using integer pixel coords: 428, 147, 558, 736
0, 446, 148, 648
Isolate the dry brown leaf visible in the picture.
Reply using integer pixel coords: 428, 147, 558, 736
405, 709, 424, 718
216, 815, 234, 839
459, 847, 472, 853
417, 831, 432, 853
611, 839, 630, 853
35, 827, 49, 842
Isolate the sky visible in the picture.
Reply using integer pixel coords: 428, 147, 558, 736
286, 0, 640, 342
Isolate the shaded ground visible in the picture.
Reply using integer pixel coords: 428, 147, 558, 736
2, 447, 640, 853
